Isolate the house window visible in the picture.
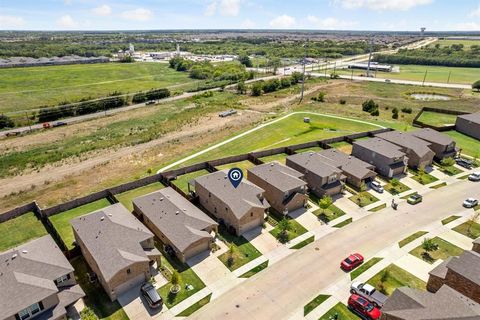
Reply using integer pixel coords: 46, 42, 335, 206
250, 212, 253, 217
17, 302, 42, 320
55, 274, 70, 285
127, 268, 131, 274
209, 192, 211, 198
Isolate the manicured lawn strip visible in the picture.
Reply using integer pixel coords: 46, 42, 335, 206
442, 215, 461, 225
291, 235, 315, 249
171, 169, 210, 194
430, 182, 447, 189
270, 218, 308, 242
333, 218, 352, 228
294, 146, 323, 153
176, 293, 212, 317
408, 169, 438, 185
319, 303, 360, 320
367, 264, 426, 296
239, 260, 269, 278
453, 221, 480, 239
384, 181, 410, 195
399, 231, 428, 248
0, 212, 48, 251
458, 174, 471, 180
312, 204, 346, 223
304, 294, 331, 316
216, 160, 256, 173
259, 153, 289, 164
368, 203, 386, 212
349, 191, 379, 207
156, 243, 206, 308
401, 192, 418, 200
71, 257, 128, 320
437, 165, 463, 176
444, 130, 480, 157
217, 227, 262, 271
50, 198, 111, 249
115, 182, 164, 211
409, 236, 464, 264
351, 257, 383, 280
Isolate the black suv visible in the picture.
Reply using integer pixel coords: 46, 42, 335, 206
456, 158, 473, 169
141, 283, 163, 309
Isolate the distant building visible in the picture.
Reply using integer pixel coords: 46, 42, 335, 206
348, 62, 392, 72
455, 112, 480, 141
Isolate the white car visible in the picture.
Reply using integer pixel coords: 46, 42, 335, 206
463, 198, 479, 208
370, 181, 384, 193
468, 172, 480, 182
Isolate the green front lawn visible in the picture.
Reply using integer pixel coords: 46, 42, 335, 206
0, 212, 48, 251
270, 218, 308, 243
115, 182, 164, 211
408, 169, 438, 185
409, 237, 464, 264
349, 192, 379, 207
171, 169, 210, 194
442, 215, 461, 225
71, 257, 128, 320
437, 165, 463, 176
453, 221, 480, 239
217, 227, 262, 271
258, 153, 289, 164
176, 294, 212, 317
312, 204, 346, 223
367, 264, 426, 296
304, 294, 331, 316
399, 231, 428, 248
333, 218, 353, 228
430, 182, 447, 189
50, 198, 111, 250
351, 257, 383, 280
291, 235, 315, 249
319, 303, 360, 320
156, 243, 205, 308
384, 181, 410, 195
239, 260, 269, 278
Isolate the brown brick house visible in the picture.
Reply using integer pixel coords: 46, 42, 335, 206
0, 235, 84, 320
71, 203, 161, 301
194, 170, 270, 236
286, 152, 345, 197
247, 162, 308, 215
352, 138, 407, 178
133, 187, 218, 263
456, 112, 480, 140
410, 128, 457, 160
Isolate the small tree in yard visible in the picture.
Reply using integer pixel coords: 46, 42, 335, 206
319, 195, 333, 216
277, 218, 292, 243
467, 212, 480, 238
421, 238, 438, 261
418, 165, 426, 184
441, 157, 455, 167
0, 114, 14, 129
378, 270, 390, 294
359, 181, 367, 192
170, 270, 181, 294
251, 82, 263, 96
390, 178, 400, 189
227, 244, 235, 267
236, 81, 247, 94
472, 80, 480, 92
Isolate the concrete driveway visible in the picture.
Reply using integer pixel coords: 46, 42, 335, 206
117, 284, 170, 320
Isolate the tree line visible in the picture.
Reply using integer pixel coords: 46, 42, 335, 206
169, 57, 254, 81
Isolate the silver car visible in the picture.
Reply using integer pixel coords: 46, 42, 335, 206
463, 198, 479, 208
370, 181, 384, 193
468, 172, 480, 182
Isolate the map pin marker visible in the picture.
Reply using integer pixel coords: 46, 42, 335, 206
228, 168, 243, 188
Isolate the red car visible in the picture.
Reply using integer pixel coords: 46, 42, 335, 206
348, 294, 382, 320
341, 253, 364, 271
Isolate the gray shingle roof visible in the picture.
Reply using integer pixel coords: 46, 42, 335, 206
286, 152, 343, 178
375, 131, 435, 159
0, 235, 75, 319
247, 161, 306, 193
71, 203, 155, 282
353, 137, 406, 158
382, 285, 480, 319
410, 128, 455, 146
317, 149, 376, 180
133, 187, 217, 252
458, 112, 480, 124
194, 170, 270, 220
446, 250, 480, 286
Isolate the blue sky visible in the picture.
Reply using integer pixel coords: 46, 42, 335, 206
1, 0, 480, 31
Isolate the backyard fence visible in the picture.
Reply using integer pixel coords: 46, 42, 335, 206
413, 107, 469, 131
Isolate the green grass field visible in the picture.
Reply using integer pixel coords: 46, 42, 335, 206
270, 218, 308, 243
417, 111, 457, 127
367, 264, 426, 296
171, 169, 210, 194
0, 62, 196, 114
217, 227, 262, 271
50, 198, 111, 249
0, 212, 48, 251
115, 182, 165, 211
453, 221, 480, 239
216, 160, 256, 173
409, 236, 464, 264
312, 204, 346, 223
433, 39, 480, 49
444, 130, 480, 157
349, 191, 379, 207
320, 303, 359, 320
259, 153, 289, 164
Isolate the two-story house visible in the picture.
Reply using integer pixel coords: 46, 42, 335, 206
410, 128, 457, 160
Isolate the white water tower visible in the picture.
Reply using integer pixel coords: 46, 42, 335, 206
420, 27, 426, 37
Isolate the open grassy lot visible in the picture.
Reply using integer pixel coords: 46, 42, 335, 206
453, 221, 480, 239
416, 111, 458, 127
399, 231, 428, 248
367, 264, 426, 296
384, 180, 410, 195
444, 130, 480, 157
72, 256, 128, 320
50, 198, 111, 249
408, 169, 438, 185
171, 169, 210, 194
0, 212, 48, 251
304, 294, 331, 316
320, 303, 360, 320
258, 153, 289, 164
442, 215, 461, 225
312, 204, 346, 224
239, 260, 269, 278
216, 160, 256, 173
349, 191, 379, 207
433, 39, 480, 49
270, 217, 308, 243
217, 227, 262, 271
156, 242, 206, 308
115, 182, 164, 211
177, 293, 212, 317
351, 257, 383, 280
409, 236, 464, 264
0, 62, 195, 114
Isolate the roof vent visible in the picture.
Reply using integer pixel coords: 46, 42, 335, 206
108, 213, 112, 217
270, 163, 274, 167
22, 250, 28, 254
100, 216, 105, 221
160, 197, 164, 201
175, 211, 180, 215
309, 152, 314, 155
12, 254, 17, 260
183, 209, 187, 211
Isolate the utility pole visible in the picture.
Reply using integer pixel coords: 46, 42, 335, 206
366, 36, 374, 77
447, 71, 451, 84
351, 68, 354, 80
422, 69, 428, 86
25, 112, 32, 132
324, 55, 328, 78
300, 41, 307, 103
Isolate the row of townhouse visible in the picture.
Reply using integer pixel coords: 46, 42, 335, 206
456, 112, 480, 141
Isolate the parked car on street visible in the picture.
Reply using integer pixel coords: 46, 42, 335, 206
341, 253, 364, 271
468, 172, 480, 182
463, 198, 479, 208
42, 122, 51, 129
145, 100, 156, 105
53, 121, 67, 127
407, 194, 423, 205
370, 181, 384, 193
456, 158, 473, 169
350, 282, 388, 308
348, 294, 382, 320
141, 283, 163, 309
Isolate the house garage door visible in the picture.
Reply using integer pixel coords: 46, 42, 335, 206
115, 273, 146, 299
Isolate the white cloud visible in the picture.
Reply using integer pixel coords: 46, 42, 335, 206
120, 8, 153, 21
0, 15, 25, 28
454, 22, 480, 31
241, 18, 255, 28
470, 4, 480, 18
269, 14, 296, 28
306, 16, 356, 29
57, 14, 78, 28
92, 5, 112, 16
205, 0, 241, 16
335, 0, 433, 11
64, 0, 72, 5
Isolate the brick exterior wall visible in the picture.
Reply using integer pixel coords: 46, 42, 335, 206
456, 117, 480, 140
426, 274, 445, 293
473, 242, 480, 254
444, 269, 480, 303
352, 144, 406, 178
